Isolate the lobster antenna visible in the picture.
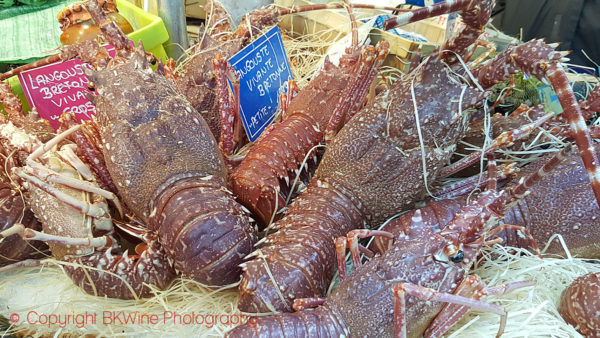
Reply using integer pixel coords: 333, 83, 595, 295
343, 0, 359, 50
84, 0, 135, 58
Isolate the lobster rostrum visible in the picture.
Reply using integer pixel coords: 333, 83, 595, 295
226, 150, 579, 337
559, 271, 600, 337
73, 0, 258, 286
223, 1, 390, 228
236, 0, 600, 314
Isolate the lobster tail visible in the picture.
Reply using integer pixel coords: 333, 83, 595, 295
225, 305, 347, 337
64, 233, 176, 299
0, 183, 48, 266
238, 181, 363, 312
150, 174, 257, 285
231, 113, 322, 228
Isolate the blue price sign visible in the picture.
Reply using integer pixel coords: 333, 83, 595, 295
229, 26, 294, 142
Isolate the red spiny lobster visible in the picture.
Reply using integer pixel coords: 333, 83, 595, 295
222, 2, 390, 228
237, 0, 600, 314
226, 150, 575, 337
559, 271, 600, 337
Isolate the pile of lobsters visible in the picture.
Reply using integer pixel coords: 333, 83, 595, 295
1, 0, 599, 336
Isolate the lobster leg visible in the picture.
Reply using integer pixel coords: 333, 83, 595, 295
23, 161, 123, 217
59, 114, 120, 195
14, 169, 110, 220
280, 80, 300, 120
0, 223, 112, 250
335, 229, 392, 281
324, 42, 389, 141
422, 276, 535, 338
292, 297, 327, 311
431, 163, 517, 199
345, 229, 394, 268
393, 279, 508, 338
213, 53, 241, 160
471, 40, 600, 207
484, 224, 542, 256
439, 112, 554, 177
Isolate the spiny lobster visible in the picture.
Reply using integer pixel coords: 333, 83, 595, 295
0, 80, 174, 299
226, 150, 574, 337
223, 1, 390, 228
77, 0, 256, 286
373, 144, 600, 259
175, 0, 401, 149
1, 0, 249, 294
237, 0, 600, 314
559, 271, 600, 337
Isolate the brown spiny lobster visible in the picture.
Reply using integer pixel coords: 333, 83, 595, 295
237, 0, 600, 314
0, 80, 175, 299
226, 150, 575, 337
559, 271, 600, 337
222, 2, 390, 228
77, 0, 256, 286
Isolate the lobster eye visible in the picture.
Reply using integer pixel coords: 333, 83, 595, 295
450, 250, 464, 263
87, 81, 96, 91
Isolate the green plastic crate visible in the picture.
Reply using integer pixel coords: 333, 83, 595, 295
1, 0, 169, 114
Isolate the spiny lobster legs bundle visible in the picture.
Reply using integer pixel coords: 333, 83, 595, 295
0, 83, 49, 266
237, 0, 600, 314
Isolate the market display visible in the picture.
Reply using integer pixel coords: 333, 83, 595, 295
1, 0, 599, 337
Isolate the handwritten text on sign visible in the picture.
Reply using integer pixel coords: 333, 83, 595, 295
18, 45, 117, 131
228, 26, 293, 142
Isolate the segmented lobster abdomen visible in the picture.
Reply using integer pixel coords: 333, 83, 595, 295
238, 180, 364, 312
231, 112, 322, 228
0, 183, 48, 266
64, 235, 176, 299
150, 174, 258, 286
225, 304, 347, 337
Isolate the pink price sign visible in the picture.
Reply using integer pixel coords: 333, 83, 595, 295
18, 45, 117, 130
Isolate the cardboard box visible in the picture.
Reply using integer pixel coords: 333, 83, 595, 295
275, 0, 446, 72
